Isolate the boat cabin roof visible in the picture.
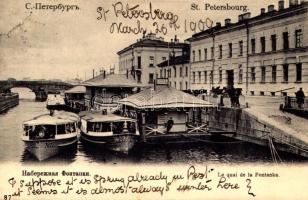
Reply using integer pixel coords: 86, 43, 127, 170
79, 111, 135, 123
23, 111, 79, 126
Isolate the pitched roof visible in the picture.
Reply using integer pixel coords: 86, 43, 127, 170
79, 111, 136, 122
157, 55, 190, 67
64, 86, 86, 94
23, 111, 79, 126
82, 73, 146, 88
117, 38, 188, 55
118, 85, 212, 109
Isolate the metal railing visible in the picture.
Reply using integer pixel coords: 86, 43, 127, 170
284, 96, 307, 109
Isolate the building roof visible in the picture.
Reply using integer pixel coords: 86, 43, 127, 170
157, 55, 190, 67
117, 34, 188, 55
79, 111, 136, 122
189, 2, 308, 41
64, 86, 86, 94
118, 85, 213, 109
82, 73, 146, 88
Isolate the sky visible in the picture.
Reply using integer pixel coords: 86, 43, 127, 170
0, 0, 283, 81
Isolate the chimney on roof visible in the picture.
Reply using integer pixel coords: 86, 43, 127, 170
92, 69, 95, 78
174, 35, 178, 43
268, 5, 275, 12
261, 8, 266, 14
238, 12, 251, 22
103, 70, 106, 78
216, 22, 221, 27
224, 18, 231, 26
278, 0, 284, 10
289, 0, 299, 6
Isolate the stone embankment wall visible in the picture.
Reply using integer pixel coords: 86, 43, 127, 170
0, 93, 19, 113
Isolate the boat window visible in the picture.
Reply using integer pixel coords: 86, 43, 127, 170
65, 123, 76, 133
112, 122, 124, 134
57, 125, 66, 135
127, 121, 136, 134
29, 125, 56, 139
23, 125, 32, 136
87, 122, 111, 132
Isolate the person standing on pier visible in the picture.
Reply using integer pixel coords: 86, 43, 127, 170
166, 117, 174, 134
295, 88, 305, 109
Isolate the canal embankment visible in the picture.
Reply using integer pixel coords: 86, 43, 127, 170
208, 106, 308, 158
0, 93, 19, 114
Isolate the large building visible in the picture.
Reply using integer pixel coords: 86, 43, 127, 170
189, 0, 308, 96
117, 33, 189, 85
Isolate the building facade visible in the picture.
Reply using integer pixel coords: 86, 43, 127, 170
157, 55, 190, 91
117, 33, 188, 85
189, 0, 308, 96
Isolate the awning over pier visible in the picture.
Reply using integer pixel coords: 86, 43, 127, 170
82, 74, 146, 88
64, 86, 86, 94
118, 85, 213, 109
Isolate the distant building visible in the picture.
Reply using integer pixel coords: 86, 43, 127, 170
117, 33, 189, 85
188, 0, 308, 96
157, 53, 190, 91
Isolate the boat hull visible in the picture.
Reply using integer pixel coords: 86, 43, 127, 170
23, 137, 77, 161
80, 132, 139, 153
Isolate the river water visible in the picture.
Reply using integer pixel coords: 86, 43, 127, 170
0, 89, 306, 164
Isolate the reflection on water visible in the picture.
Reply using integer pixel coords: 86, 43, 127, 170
0, 90, 307, 164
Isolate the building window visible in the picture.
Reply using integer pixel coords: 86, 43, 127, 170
180, 82, 182, 90
251, 67, 256, 83
168, 69, 171, 78
185, 66, 188, 77
204, 48, 208, 60
137, 56, 141, 69
211, 47, 214, 59
238, 65, 243, 84
295, 29, 303, 48
271, 34, 276, 51
210, 71, 213, 83
261, 66, 266, 83
192, 50, 195, 62
283, 64, 288, 82
198, 71, 202, 83
239, 41, 243, 56
160, 69, 163, 78
174, 82, 177, 89
204, 71, 207, 83
164, 69, 167, 78
149, 73, 154, 84
219, 68, 222, 83
251, 39, 256, 54
218, 45, 222, 59
283, 32, 289, 50
185, 81, 188, 90
198, 49, 201, 61
296, 63, 302, 82
272, 65, 277, 83
193, 72, 196, 83
162, 57, 166, 61
228, 43, 232, 57
260, 37, 265, 53
180, 67, 183, 77
174, 67, 177, 77
149, 56, 154, 67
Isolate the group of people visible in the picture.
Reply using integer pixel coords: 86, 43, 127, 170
295, 88, 305, 109
211, 86, 242, 108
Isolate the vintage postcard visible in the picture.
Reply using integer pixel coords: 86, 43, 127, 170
0, 0, 307, 199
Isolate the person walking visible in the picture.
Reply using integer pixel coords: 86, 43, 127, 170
295, 88, 305, 109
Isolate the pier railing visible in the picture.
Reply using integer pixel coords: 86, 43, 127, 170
284, 96, 308, 109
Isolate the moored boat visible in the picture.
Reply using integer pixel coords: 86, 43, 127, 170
46, 94, 66, 110
22, 111, 79, 161
79, 111, 139, 153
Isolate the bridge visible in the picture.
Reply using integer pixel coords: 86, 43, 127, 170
0, 80, 73, 101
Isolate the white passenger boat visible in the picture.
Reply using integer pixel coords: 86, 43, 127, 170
79, 111, 139, 153
22, 111, 79, 161
46, 94, 66, 110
